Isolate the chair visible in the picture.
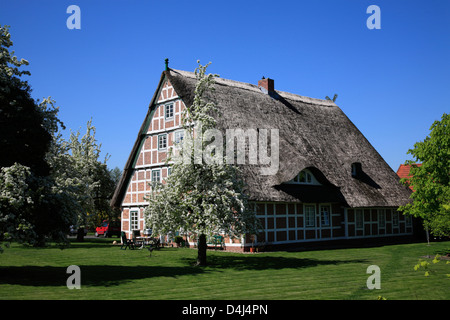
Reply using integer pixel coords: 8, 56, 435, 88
212, 235, 224, 250
120, 231, 136, 250
132, 230, 144, 249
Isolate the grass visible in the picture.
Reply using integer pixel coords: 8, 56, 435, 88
0, 237, 449, 300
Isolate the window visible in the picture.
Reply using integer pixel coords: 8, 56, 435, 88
305, 205, 316, 227
351, 162, 362, 177
378, 209, 385, 228
405, 215, 412, 227
320, 205, 331, 227
355, 209, 363, 229
165, 103, 174, 119
173, 130, 184, 145
158, 134, 167, 150
392, 212, 399, 227
130, 211, 139, 231
151, 169, 161, 183
167, 167, 172, 176
292, 170, 314, 184
351, 164, 357, 177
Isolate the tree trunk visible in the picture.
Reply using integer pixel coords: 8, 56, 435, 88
197, 233, 207, 266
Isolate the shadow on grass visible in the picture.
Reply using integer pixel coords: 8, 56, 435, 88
0, 264, 206, 287
0, 255, 368, 288
184, 254, 368, 271
11, 238, 121, 250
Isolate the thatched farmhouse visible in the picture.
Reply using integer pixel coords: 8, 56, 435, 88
111, 65, 416, 251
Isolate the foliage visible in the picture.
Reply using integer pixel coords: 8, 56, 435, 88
413, 254, 450, 278
0, 25, 51, 176
0, 25, 72, 249
48, 118, 119, 232
0, 25, 117, 250
399, 113, 450, 237
145, 61, 260, 265
174, 236, 184, 247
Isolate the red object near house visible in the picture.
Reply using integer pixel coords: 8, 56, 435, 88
396, 164, 422, 191
95, 220, 121, 238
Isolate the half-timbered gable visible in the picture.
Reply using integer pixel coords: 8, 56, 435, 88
117, 75, 187, 238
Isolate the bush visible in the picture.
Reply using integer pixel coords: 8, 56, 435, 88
174, 236, 184, 247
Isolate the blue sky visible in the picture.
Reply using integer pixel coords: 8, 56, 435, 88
1, 0, 449, 172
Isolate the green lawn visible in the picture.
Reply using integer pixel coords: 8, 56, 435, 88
0, 237, 449, 300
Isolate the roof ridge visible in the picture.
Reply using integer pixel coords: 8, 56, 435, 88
169, 69, 336, 107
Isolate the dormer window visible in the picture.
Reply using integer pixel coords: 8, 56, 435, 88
351, 163, 362, 178
290, 169, 319, 185
351, 164, 357, 177
296, 171, 312, 183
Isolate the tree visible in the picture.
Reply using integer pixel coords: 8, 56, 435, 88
0, 25, 51, 176
144, 61, 260, 266
0, 26, 75, 249
65, 119, 116, 240
400, 113, 450, 237
0, 26, 115, 250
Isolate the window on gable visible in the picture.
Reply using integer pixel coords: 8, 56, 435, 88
173, 130, 184, 145
158, 134, 167, 150
151, 169, 161, 183
165, 103, 174, 120
130, 211, 139, 231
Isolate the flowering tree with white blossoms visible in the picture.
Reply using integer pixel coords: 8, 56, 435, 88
145, 61, 260, 266
0, 26, 116, 250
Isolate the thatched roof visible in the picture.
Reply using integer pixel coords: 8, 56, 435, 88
111, 69, 412, 208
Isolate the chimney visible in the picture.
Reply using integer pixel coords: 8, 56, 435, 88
258, 76, 274, 94
165, 58, 169, 71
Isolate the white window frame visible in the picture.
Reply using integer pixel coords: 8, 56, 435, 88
130, 210, 139, 231
304, 204, 316, 227
151, 169, 161, 183
165, 103, 174, 120
320, 204, 331, 227
173, 129, 184, 145
290, 169, 320, 185
158, 134, 167, 150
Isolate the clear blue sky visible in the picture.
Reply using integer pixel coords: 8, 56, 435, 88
1, 0, 449, 172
